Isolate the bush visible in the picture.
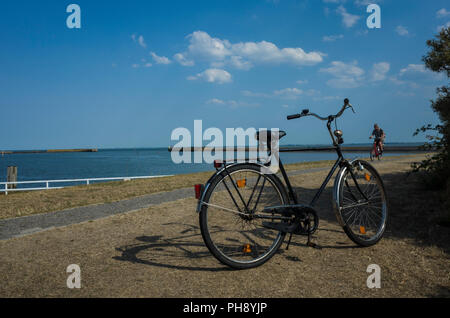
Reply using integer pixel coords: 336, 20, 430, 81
413, 28, 450, 192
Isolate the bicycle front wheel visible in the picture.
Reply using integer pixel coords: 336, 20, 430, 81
334, 160, 388, 247
199, 163, 289, 269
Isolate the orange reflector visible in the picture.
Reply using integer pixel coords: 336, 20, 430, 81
360, 226, 366, 234
243, 244, 252, 253
237, 179, 246, 188
364, 173, 371, 181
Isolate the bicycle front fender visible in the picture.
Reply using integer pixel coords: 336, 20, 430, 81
332, 157, 360, 227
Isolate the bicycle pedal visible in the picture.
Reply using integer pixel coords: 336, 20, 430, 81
262, 222, 298, 233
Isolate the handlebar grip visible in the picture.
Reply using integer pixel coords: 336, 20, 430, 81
287, 114, 301, 120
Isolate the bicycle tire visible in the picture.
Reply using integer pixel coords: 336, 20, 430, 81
199, 163, 289, 269
333, 160, 388, 247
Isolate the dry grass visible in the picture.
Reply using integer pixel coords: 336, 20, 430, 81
0, 154, 432, 220
0, 153, 448, 297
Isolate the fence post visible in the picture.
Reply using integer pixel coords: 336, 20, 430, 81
7, 166, 17, 190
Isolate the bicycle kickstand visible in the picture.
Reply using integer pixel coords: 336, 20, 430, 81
306, 219, 320, 249
285, 233, 293, 250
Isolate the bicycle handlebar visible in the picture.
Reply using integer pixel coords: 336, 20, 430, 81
287, 98, 355, 121
287, 114, 301, 120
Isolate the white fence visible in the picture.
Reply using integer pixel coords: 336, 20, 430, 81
0, 175, 173, 195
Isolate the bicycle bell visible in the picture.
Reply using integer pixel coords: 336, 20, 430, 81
334, 130, 344, 144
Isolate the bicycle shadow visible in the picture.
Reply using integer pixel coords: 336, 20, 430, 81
112, 217, 358, 272
113, 223, 232, 272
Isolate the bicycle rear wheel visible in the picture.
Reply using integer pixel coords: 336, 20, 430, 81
199, 163, 289, 269
334, 160, 388, 246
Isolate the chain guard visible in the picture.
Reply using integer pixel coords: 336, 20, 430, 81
263, 204, 319, 235
293, 206, 319, 235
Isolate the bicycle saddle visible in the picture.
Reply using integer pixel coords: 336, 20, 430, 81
255, 130, 286, 144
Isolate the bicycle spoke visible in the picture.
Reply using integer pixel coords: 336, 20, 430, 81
246, 174, 261, 210
252, 177, 267, 212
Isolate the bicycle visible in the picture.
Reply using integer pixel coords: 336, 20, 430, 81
195, 99, 388, 269
370, 138, 383, 161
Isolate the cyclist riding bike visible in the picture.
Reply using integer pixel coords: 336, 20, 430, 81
369, 124, 385, 153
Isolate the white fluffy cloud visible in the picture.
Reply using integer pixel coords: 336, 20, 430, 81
322, 34, 344, 42
354, 0, 383, 6
323, 0, 383, 6
371, 62, 390, 81
132, 34, 147, 48
177, 31, 324, 70
320, 61, 365, 88
150, 52, 171, 64
399, 64, 427, 76
273, 88, 303, 100
390, 63, 445, 88
437, 8, 450, 18
336, 6, 360, 28
206, 98, 226, 105
206, 98, 259, 108
173, 53, 194, 66
396, 25, 409, 36
188, 68, 232, 84
320, 61, 391, 87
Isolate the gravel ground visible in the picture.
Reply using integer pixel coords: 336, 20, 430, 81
0, 155, 449, 298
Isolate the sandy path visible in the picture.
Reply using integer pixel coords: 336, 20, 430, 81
1, 155, 449, 297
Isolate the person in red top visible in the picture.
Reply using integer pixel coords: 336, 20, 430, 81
370, 124, 386, 152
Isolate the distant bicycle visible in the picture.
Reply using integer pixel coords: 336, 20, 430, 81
195, 99, 388, 269
370, 139, 383, 161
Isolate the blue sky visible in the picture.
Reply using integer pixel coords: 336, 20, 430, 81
0, 0, 449, 149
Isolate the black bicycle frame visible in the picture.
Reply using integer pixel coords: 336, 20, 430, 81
276, 118, 364, 207
214, 116, 367, 214
277, 146, 345, 208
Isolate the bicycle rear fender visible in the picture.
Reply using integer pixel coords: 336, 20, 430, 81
195, 162, 270, 213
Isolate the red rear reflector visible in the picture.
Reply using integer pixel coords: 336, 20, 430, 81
214, 160, 223, 168
195, 184, 203, 199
